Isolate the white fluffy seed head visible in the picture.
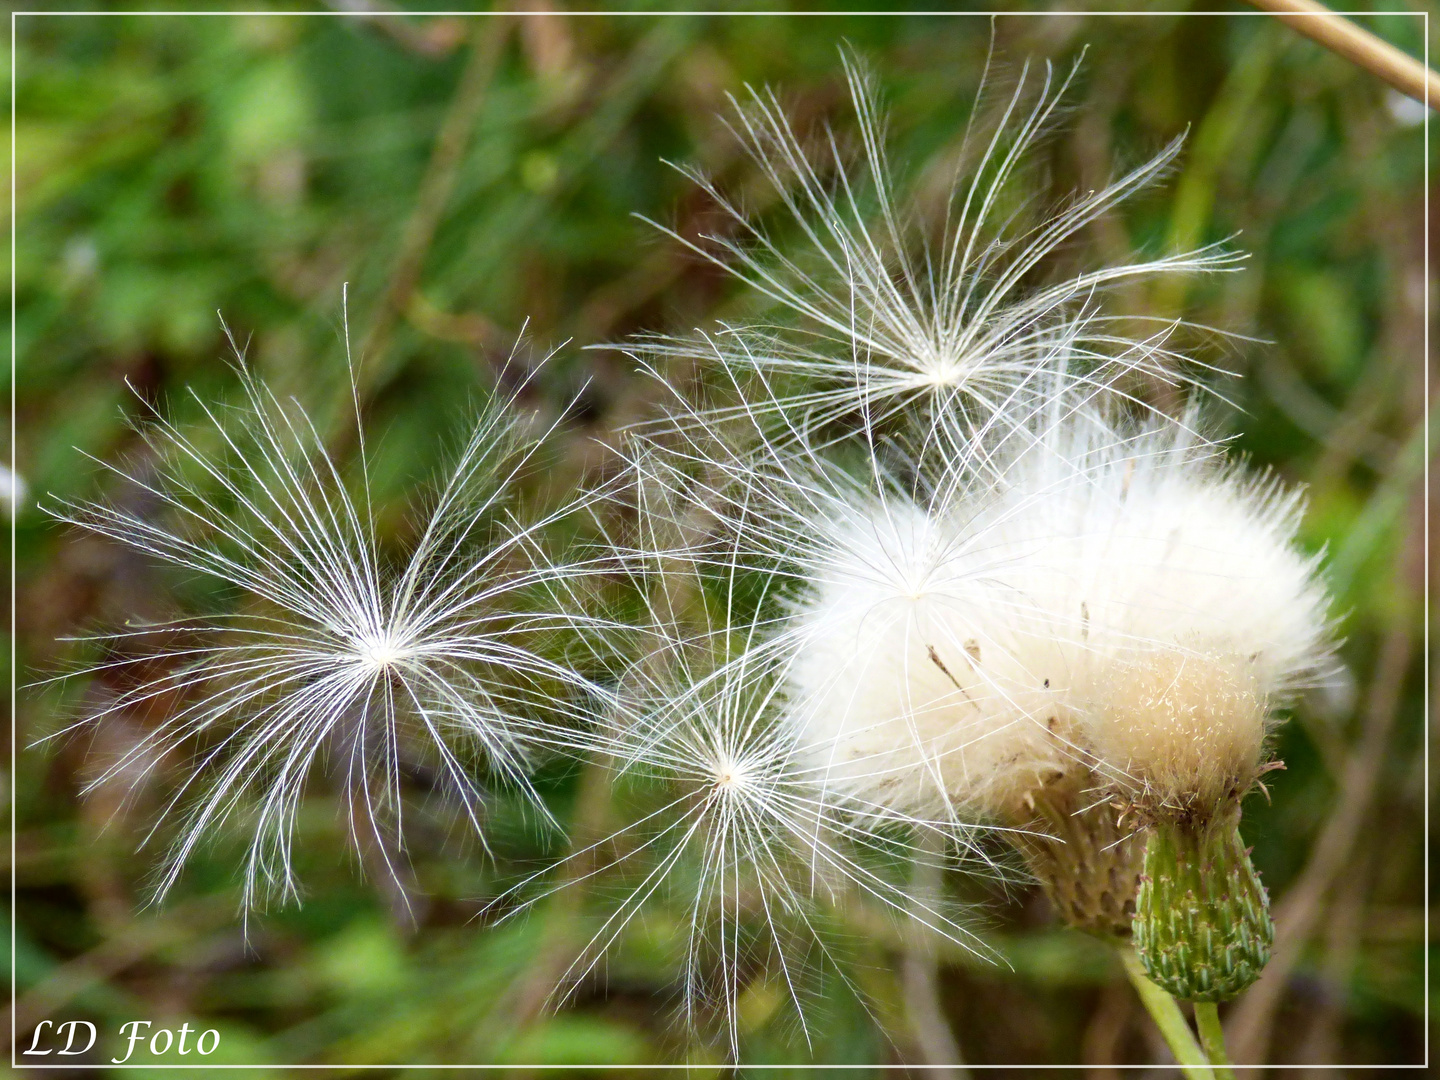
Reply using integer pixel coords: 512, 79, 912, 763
780, 495, 1073, 822
980, 409, 1335, 818
773, 402, 1334, 827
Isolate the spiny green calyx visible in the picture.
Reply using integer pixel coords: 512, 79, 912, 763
1132, 816, 1273, 1002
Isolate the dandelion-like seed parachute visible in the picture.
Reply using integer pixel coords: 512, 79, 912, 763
623, 358, 1099, 833
43, 330, 606, 911
631, 50, 1243, 450
486, 445, 1013, 1058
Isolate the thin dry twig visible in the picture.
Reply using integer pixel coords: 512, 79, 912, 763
474, 754, 617, 1046
1294, 841, 1372, 1069
1082, 979, 1135, 1080
324, 1, 468, 58
1244, 0, 1440, 106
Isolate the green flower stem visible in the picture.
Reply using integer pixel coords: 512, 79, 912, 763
1118, 943, 1215, 1080
1193, 1001, 1235, 1080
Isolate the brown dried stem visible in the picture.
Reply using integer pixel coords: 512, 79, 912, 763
1244, 0, 1439, 106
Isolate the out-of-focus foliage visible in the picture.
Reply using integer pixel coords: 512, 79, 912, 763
10, 4, 1428, 1070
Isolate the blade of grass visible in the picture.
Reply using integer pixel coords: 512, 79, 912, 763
353, 17, 512, 406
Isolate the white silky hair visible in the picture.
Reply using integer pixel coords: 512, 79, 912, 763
978, 404, 1336, 813
779, 488, 1081, 824
613, 339, 1102, 828
627, 49, 1243, 448
780, 394, 1335, 825
485, 462, 1018, 1058
42, 331, 611, 911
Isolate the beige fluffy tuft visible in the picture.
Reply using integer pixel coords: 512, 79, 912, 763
983, 407, 1335, 819
1074, 650, 1266, 815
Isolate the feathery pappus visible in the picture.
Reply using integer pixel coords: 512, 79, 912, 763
629, 50, 1242, 453
637, 385, 1333, 955
486, 460, 1015, 1057
623, 372, 1080, 834
976, 401, 1336, 825
42, 329, 610, 911
766, 396, 1334, 827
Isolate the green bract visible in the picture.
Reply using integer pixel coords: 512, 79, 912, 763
1132, 819, 1274, 1003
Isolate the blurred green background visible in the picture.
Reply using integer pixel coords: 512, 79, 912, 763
9, 3, 1429, 1072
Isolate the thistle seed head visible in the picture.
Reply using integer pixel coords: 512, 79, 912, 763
987, 406, 1335, 823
